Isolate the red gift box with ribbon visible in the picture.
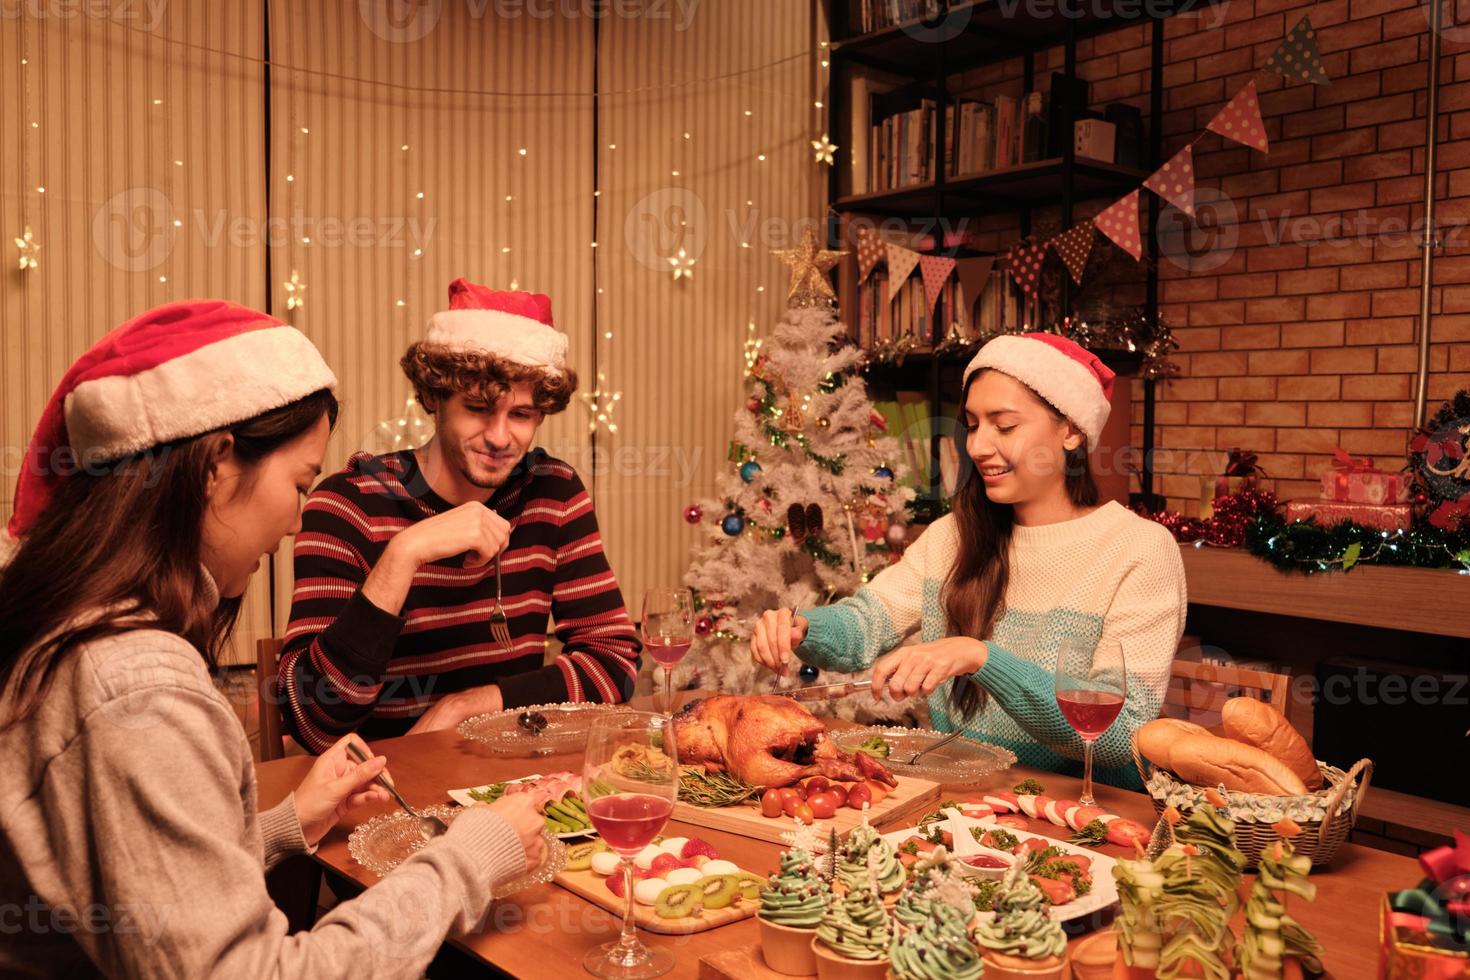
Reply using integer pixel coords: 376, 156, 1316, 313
1322, 448, 1411, 505
1380, 830, 1470, 978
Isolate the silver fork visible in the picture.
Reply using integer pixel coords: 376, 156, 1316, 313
907, 728, 965, 765
345, 741, 449, 841
488, 554, 512, 650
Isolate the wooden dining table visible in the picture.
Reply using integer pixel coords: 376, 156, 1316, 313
254, 693, 1417, 979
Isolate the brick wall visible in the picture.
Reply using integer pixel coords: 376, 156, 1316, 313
949, 0, 1470, 512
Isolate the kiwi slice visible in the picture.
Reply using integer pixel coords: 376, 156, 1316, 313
564, 842, 597, 872
733, 872, 765, 902
698, 874, 741, 911
654, 882, 702, 919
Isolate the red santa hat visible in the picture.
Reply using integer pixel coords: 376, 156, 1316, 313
422, 277, 569, 376
963, 332, 1115, 451
5, 299, 337, 542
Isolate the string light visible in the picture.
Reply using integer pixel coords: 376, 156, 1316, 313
14, 227, 39, 271
812, 134, 838, 166
283, 269, 306, 311
669, 247, 696, 282
580, 372, 623, 434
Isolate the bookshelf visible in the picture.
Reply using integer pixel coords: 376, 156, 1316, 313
825, 0, 1217, 511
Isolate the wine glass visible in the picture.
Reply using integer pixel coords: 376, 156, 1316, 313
641, 588, 694, 715
582, 711, 679, 979
1053, 637, 1127, 807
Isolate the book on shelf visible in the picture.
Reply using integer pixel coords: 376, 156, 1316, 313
850, 0, 942, 35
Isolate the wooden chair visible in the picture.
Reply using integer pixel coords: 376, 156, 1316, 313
256, 638, 287, 762
1163, 658, 1293, 728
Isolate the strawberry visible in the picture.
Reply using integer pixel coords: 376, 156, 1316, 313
605, 873, 626, 898
681, 838, 719, 861
650, 854, 681, 875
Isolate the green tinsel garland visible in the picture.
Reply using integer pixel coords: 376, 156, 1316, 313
1243, 515, 1470, 574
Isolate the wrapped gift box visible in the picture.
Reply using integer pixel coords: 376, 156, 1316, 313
1381, 895, 1470, 979
1322, 450, 1411, 505
1286, 501, 1413, 532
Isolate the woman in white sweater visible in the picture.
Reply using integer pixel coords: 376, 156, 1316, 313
751, 333, 1186, 789
0, 300, 545, 978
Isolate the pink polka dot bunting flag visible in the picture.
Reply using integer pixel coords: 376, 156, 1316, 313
856, 225, 885, 283
1265, 16, 1330, 87
1049, 220, 1096, 285
1206, 81, 1269, 154
885, 242, 922, 305
1005, 241, 1047, 297
919, 254, 957, 312
1095, 189, 1143, 261
1144, 144, 1196, 217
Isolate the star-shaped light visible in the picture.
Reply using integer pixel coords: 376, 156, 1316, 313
669, 246, 696, 282
580, 371, 622, 434
283, 269, 306, 311
15, 226, 39, 271
811, 133, 838, 166
772, 227, 847, 308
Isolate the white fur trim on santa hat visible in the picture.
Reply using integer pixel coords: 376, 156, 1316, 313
423, 309, 569, 374
964, 335, 1111, 451
64, 326, 338, 463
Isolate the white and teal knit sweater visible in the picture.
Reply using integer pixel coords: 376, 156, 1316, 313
798, 501, 1187, 789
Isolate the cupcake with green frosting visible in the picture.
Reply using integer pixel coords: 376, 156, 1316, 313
892, 846, 961, 930
975, 865, 1068, 980
812, 872, 893, 980
837, 825, 881, 892
758, 848, 832, 977
888, 903, 983, 980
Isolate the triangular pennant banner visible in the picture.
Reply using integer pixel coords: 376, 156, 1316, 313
1144, 144, 1196, 217
885, 242, 921, 304
856, 226, 884, 282
1206, 81, 1269, 153
1006, 242, 1047, 297
1265, 16, 1330, 86
1095, 190, 1143, 261
1049, 221, 1096, 284
918, 254, 957, 313
953, 255, 995, 312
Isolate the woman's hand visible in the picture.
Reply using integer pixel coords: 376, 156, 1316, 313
293, 734, 393, 847
870, 638, 988, 702
481, 793, 547, 874
750, 608, 808, 674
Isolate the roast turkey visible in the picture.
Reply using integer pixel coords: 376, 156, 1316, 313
670, 695, 898, 789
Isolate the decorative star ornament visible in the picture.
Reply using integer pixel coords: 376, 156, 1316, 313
283, 269, 306, 311
772, 227, 847, 309
669, 246, 696, 282
580, 371, 622, 434
15, 226, 39, 271
811, 133, 838, 166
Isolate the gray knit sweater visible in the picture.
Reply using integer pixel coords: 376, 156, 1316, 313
0, 627, 527, 978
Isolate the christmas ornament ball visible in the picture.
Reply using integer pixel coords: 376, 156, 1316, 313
721, 514, 745, 536
799, 664, 819, 682
739, 461, 762, 483
695, 615, 712, 636
683, 504, 704, 525
885, 523, 907, 549
874, 465, 895, 481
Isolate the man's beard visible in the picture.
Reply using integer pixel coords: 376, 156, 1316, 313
448, 439, 514, 489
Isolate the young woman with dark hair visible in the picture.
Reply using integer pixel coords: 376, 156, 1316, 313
0, 300, 545, 978
750, 333, 1186, 789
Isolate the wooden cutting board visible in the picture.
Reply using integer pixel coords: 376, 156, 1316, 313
553, 864, 760, 935
672, 774, 942, 844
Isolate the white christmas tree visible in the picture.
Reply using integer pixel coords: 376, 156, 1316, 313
672, 230, 919, 721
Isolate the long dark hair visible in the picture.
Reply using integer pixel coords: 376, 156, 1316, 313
0, 389, 339, 729
944, 370, 1098, 720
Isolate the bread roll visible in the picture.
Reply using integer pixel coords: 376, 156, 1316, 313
1169, 732, 1310, 795
1221, 696, 1322, 790
1136, 718, 1212, 772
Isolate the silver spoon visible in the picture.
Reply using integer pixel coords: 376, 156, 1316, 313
907, 728, 965, 765
345, 741, 450, 840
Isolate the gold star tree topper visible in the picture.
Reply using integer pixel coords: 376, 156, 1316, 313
772, 227, 848, 309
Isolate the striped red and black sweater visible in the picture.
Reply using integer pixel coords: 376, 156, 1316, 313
278, 448, 641, 752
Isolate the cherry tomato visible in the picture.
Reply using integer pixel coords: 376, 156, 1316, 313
808, 792, 839, 819
827, 783, 848, 807
778, 787, 802, 806
793, 803, 814, 825
760, 788, 783, 819
805, 775, 830, 795
846, 783, 873, 809
782, 794, 804, 818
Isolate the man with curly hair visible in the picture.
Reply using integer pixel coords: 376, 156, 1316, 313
277, 278, 641, 751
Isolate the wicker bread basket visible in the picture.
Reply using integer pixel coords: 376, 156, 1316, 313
1130, 728, 1373, 870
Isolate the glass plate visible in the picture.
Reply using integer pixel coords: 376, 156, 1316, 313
832, 726, 1017, 784
347, 804, 566, 896
457, 702, 631, 757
